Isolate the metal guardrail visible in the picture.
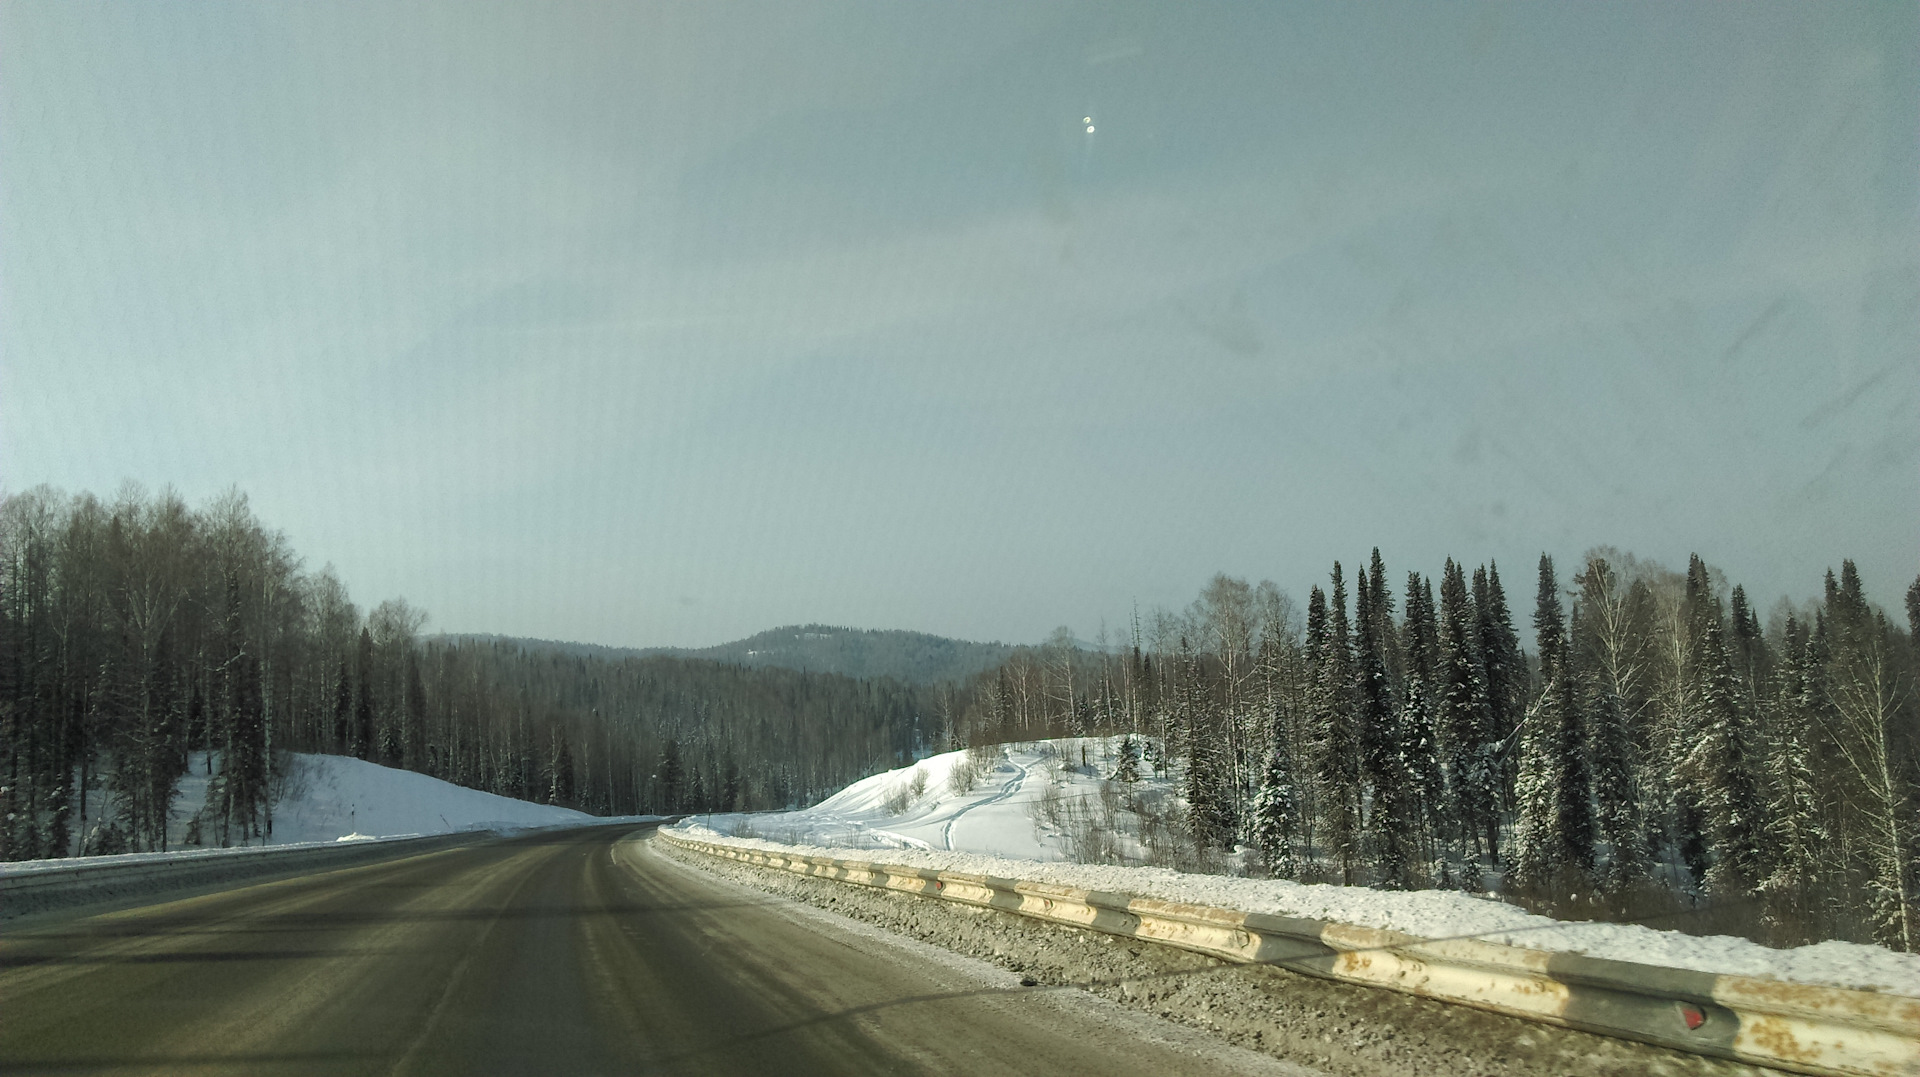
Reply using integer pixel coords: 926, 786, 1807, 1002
1, 832, 484, 921
659, 830, 1920, 1077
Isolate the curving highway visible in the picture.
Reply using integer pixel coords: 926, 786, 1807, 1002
0, 825, 1301, 1076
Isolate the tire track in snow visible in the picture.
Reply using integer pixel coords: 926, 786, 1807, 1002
941, 750, 1030, 851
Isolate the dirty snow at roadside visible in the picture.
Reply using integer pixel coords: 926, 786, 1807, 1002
672, 740, 1920, 998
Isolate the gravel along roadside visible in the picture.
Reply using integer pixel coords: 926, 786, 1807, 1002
653, 836, 1771, 1077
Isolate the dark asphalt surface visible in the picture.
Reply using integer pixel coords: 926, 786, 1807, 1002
0, 826, 1298, 1077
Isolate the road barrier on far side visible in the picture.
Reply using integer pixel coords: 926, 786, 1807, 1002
1, 832, 485, 921
659, 829, 1920, 1077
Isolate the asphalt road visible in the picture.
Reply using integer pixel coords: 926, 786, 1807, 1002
0, 826, 1302, 1076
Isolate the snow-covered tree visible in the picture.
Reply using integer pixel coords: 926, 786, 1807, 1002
1820, 563, 1918, 951
1510, 555, 1594, 894
1437, 559, 1498, 870
1759, 615, 1829, 939
1314, 564, 1361, 884
1677, 557, 1767, 898
1400, 571, 1445, 871
1356, 557, 1412, 888
1252, 742, 1300, 877
1113, 733, 1142, 784
1572, 558, 1648, 900
1473, 563, 1525, 817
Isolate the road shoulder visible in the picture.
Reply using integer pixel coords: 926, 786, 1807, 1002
648, 832, 1768, 1077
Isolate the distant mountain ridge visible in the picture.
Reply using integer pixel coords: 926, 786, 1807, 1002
435, 625, 1019, 685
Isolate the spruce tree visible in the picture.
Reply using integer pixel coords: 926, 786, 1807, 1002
1314, 563, 1361, 884
332, 659, 352, 754
1356, 557, 1411, 888
1511, 555, 1594, 894
1728, 584, 1768, 703
1305, 585, 1328, 662
1554, 601, 1595, 877
1679, 557, 1768, 898
404, 651, 427, 770
1510, 558, 1557, 890
1182, 638, 1236, 852
1438, 558, 1498, 873
1670, 555, 1715, 887
657, 737, 684, 813
353, 627, 375, 761
1575, 557, 1648, 901
1760, 615, 1827, 939
1474, 563, 1525, 819
1369, 548, 1404, 690
1252, 742, 1300, 877
1907, 574, 1920, 654
1586, 682, 1645, 898
1113, 733, 1142, 784
1400, 571, 1445, 871
1301, 584, 1328, 866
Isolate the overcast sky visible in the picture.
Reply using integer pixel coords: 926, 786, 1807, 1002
3, 2, 1915, 648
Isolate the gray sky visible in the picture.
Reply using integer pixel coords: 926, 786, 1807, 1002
3, 2, 1915, 648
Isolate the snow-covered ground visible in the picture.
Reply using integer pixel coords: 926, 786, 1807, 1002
673, 739, 1920, 997
265, 753, 596, 845
4, 753, 605, 876
690, 739, 1160, 860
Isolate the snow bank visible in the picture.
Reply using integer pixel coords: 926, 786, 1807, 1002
673, 740, 1920, 998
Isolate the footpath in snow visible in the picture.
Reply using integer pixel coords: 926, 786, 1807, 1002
674, 739, 1920, 998
3, 753, 614, 877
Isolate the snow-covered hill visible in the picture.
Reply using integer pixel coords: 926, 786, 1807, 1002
261, 753, 596, 844
696, 738, 1160, 860
674, 739, 1920, 998
56, 752, 597, 857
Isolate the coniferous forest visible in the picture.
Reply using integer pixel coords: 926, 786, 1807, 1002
4, 483, 1916, 953
942, 553, 1920, 953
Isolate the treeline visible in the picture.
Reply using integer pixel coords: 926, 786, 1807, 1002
0, 485, 931, 860
948, 552, 1920, 951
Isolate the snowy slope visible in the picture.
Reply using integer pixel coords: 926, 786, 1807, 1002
697, 738, 1170, 860
709, 742, 1052, 857
675, 739, 1920, 997
11, 753, 598, 872
265, 753, 596, 844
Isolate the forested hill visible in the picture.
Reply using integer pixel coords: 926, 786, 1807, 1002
0, 486, 941, 861
443, 625, 1019, 685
